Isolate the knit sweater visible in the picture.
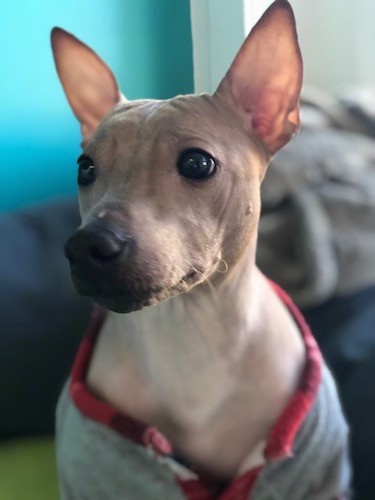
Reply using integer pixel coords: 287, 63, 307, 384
56, 287, 351, 499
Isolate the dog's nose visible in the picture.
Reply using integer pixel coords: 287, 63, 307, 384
64, 228, 131, 265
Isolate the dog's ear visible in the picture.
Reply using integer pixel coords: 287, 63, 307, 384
51, 27, 125, 143
215, 0, 302, 154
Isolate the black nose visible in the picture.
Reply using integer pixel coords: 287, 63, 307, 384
64, 228, 131, 265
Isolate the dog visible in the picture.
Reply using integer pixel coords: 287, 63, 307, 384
52, 1, 351, 498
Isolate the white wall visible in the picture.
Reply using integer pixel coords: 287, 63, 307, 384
191, 0, 375, 94
292, 0, 375, 92
190, 0, 246, 93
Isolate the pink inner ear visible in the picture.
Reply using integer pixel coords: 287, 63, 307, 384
248, 85, 301, 152
214, 0, 303, 154
51, 27, 124, 142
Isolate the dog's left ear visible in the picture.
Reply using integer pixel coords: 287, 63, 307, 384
51, 27, 126, 143
215, 0, 302, 154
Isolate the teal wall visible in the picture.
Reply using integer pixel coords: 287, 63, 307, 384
0, 0, 193, 212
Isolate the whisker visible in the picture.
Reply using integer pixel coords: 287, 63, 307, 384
216, 259, 229, 274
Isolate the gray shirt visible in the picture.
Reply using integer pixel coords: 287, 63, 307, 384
56, 295, 351, 499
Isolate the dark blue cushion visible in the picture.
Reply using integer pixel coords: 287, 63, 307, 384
0, 198, 91, 437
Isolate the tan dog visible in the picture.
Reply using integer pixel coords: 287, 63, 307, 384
52, 1, 351, 498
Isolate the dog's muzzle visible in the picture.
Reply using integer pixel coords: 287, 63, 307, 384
64, 221, 202, 313
64, 222, 138, 306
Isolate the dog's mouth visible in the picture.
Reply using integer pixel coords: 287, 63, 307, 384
174, 270, 200, 290
71, 268, 203, 313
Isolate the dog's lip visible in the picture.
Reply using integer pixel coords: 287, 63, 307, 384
170, 269, 203, 292
184, 270, 198, 281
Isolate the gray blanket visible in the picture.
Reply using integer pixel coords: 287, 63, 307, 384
258, 89, 375, 307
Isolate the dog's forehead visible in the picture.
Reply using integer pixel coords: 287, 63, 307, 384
86, 93, 266, 169
99, 94, 229, 140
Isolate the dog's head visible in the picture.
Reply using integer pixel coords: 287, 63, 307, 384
52, 0, 302, 313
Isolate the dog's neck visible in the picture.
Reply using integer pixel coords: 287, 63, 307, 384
87, 251, 305, 478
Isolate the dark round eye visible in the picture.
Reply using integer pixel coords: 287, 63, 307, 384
177, 149, 217, 180
77, 156, 96, 186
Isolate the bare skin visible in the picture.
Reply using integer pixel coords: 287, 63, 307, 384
87, 262, 305, 479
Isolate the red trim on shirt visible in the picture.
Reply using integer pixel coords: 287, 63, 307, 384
265, 282, 323, 460
70, 309, 148, 446
177, 466, 262, 500
69, 284, 322, 499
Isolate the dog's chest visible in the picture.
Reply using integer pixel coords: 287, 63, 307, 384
86, 301, 247, 428
85, 316, 271, 478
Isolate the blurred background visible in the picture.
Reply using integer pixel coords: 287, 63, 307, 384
1, 1, 375, 499
0, 0, 193, 212
0, 1, 193, 498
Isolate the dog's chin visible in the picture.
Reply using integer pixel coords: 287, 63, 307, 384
72, 270, 203, 314
91, 288, 180, 313
91, 295, 151, 314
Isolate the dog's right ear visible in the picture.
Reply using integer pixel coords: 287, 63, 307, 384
51, 27, 125, 143
214, 0, 302, 155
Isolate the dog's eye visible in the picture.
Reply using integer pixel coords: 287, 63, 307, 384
77, 156, 96, 186
177, 149, 217, 180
